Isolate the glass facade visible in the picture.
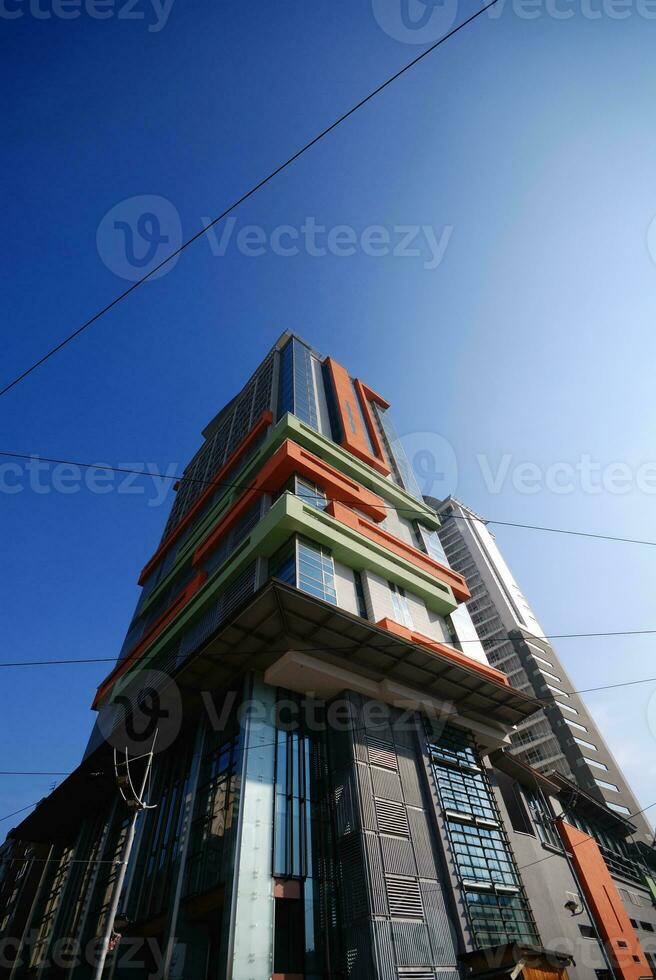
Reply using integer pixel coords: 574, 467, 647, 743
428, 724, 539, 948
390, 581, 414, 629
523, 786, 563, 849
278, 337, 320, 432
566, 811, 646, 885
270, 536, 338, 605
415, 521, 449, 566
274, 727, 314, 878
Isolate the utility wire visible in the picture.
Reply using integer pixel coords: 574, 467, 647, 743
0, 1, 499, 401
515, 798, 656, 873
2, 450, 656, 549
0, 771, 69, 776
0, 802, 42, 824
2, 630, 656, 671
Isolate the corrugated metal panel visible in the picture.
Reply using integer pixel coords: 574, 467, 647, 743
334, 775, 357, 838
398, 750, 424, 807
391, 919, 432, 964
338, 834, 369, 922
420, 879, 459, 965
356, 764, 377, 832
386, 875, 424, 919
344, 923, 375, 980
371, 767, 404, 802
381, 834, 417, 877
407, 808, 439, 879
372, 918, 397, 980
364, 832, 387, 916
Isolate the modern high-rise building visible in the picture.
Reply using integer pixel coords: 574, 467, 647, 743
1, 334, 655, 980
433, 497, 654, 845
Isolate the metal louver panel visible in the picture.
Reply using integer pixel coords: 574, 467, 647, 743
177, 562, 256, 663
367, 737, 398, 771
374, 799, 409, 837
385, 875, 424, 919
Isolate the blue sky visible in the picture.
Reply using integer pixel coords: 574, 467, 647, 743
1, 0, 655, 830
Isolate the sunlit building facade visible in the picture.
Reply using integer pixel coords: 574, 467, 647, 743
1, 335, 654, 980
433, 497, 653, 845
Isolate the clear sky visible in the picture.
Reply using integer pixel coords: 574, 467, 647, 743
1, 0, 655, 831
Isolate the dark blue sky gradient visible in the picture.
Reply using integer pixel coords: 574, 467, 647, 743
2, 0, 655, 825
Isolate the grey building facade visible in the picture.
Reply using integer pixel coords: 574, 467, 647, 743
433, 497, 653, 845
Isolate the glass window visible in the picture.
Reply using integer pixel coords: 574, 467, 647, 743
428, 724, 538, 948
269, 540, 296, 587
607, 802, 631, 816
294, 476, 327, 510
414, 522, 449, 565
565, 719, 588, 733
277, 338, 319, 431
556, 702, 578, 715
573, 736, 598, 751
546, 684, 569, 698
595, 778, 619, 792
524, 788, 562, 849
274, 728, 314, 878
298, 539, 337, 605
353, 570, 368, 619
389, 581, 413, 629
583, 757, 608, 772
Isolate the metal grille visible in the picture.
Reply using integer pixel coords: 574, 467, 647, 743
162, 351, 273, 538
176, 562, 256, 666
385, 875, 424, 919
367, 737, 398, 771
375, 798, 409, 837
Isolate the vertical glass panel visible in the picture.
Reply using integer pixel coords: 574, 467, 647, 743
277, 339, 319, 431
389, 582, 413, 629
297, 539, 337, 605
294, 476, 327, 510
230, 680, 276, 979
353, 571, 368, 619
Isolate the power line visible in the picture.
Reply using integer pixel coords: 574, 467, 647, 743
563, 675, 656, 696
1, 670, 656, 790
515, 798, 656, 873
0, 2, 499, 401
2, 450, 656, 550
0, 771, 69, 776
0, 802, 42, 824
2, 628, 656, 672
449, 515, 656, 549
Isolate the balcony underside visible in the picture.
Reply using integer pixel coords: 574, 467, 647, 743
12, 581, 541, 847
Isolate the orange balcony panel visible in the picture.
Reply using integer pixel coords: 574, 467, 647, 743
138, 410, 273, 586
377, 618, 510, 687
557, 821, 651, 980
192, 439, 387, 567
93, 570, 207, 708
325, 358, 390, 476
326, 500, 470, 603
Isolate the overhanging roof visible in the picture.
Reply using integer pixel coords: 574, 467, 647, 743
174, 580, 542, 727
11, 581, 541, 846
